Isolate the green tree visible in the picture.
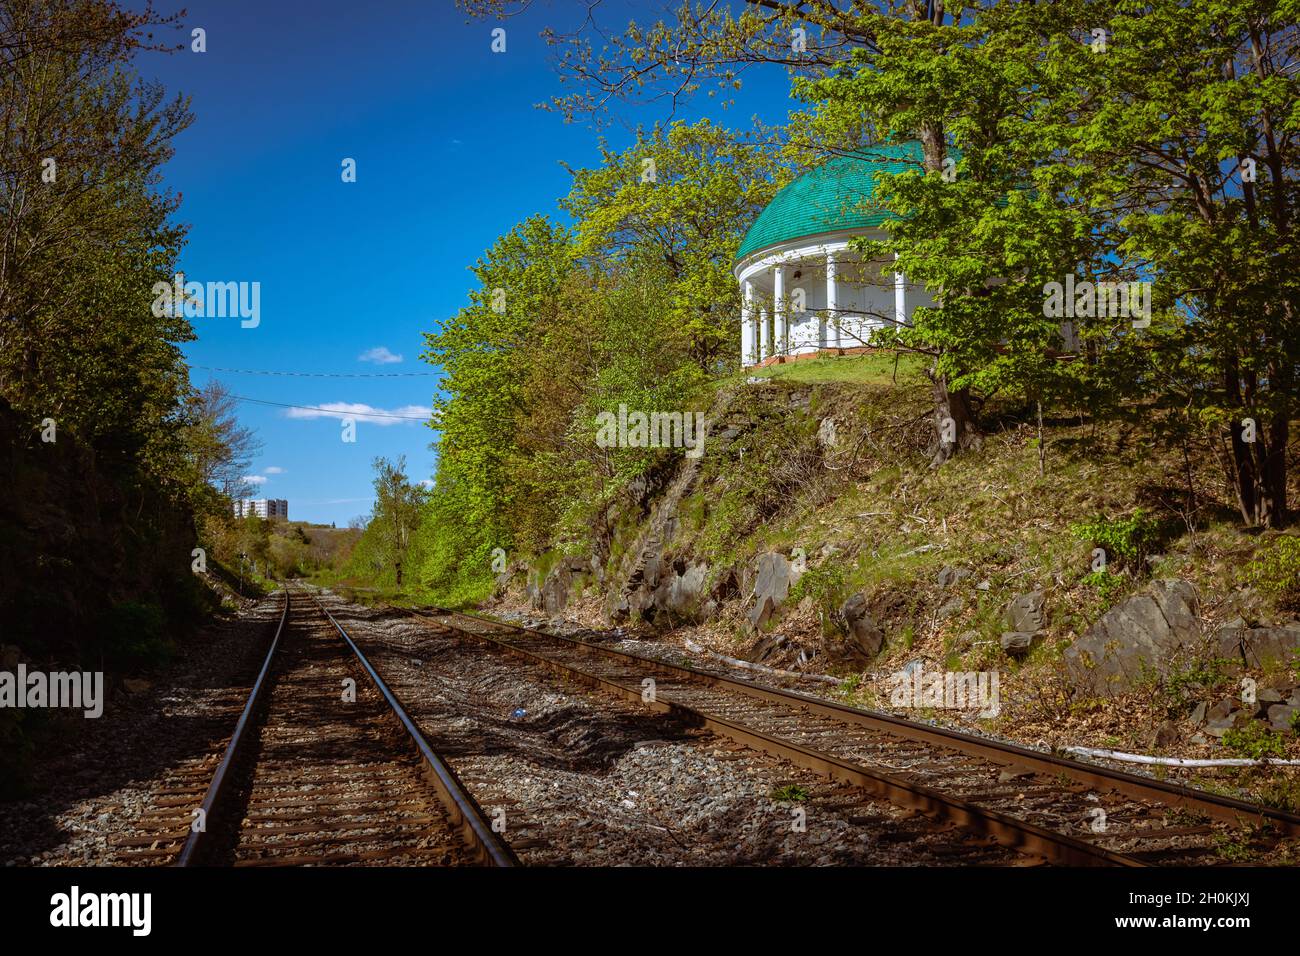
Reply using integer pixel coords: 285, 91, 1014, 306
420, 216, 575, 581
183, 381, 264, 503
562, 119, 780, 370
1048, 0, 1299, 527
1, 0, 192, 427
370, 455, 427, 587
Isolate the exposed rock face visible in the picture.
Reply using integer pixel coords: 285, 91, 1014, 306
1215, 621, 1300, 669
837, 593, 885, 664
998, 590, 1046, 657
662, 560, 709, 620
598, 385, 834, 630
534, 555, 593, 615
1064, 579, 1201, 695
1004, 590, 1046, 633
541, 567, 570, 614
937, 566, 971, 590
608, 541, 716, 626
610, 542, 663, 623
747, 551, 799, 630
816, 417, 838, 449
1000, 632, 1034, 655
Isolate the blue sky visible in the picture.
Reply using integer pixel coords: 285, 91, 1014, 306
146, 0, 790, 525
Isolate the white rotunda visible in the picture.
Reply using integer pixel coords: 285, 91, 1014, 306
735, 142, 937, 368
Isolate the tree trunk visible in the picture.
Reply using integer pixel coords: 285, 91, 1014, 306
1036, 399, 1045, 477
1224, 360, 1258, 524
916, 117, 984, 468
1222, 353, 1291, 528
1228, 416, 1289, 529
1257, 414, 1289, 528
929, 368, 982, 468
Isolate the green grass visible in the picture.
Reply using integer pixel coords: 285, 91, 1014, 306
1213, 833, 1256, 862
770, 784, 810, 802
746, 351, 927, 385
1222, 722, 1288, 760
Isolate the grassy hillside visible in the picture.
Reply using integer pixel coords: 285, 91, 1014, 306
484, 353, 1300, 813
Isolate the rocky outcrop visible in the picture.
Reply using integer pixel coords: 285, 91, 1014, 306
661, 559, 709, 620
1000, 590, 1046, 657
1214, 621, 1300, 670
747, 551, 800, 630
1191, 682, 1300, 737
609, 541, 663, 623
937, 565, 972, 590
816, 417, 838, 449
608, 540, 715, 626
1064, 579, 1202, 694
531, 555, 594, 615
835, 593, 885, 664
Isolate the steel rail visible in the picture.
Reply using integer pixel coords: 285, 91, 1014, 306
311, 594, 518, 867
425, 613, 1140, 866
176, 588, 292, 867
446, 609, 1300, 840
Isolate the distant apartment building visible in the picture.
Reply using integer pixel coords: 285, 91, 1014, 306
233, 498, 289, 521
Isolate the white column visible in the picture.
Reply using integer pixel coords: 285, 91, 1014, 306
826, 251, 840, 350
759, 307, 769, 361
749, 282, 760, 364
741, 280, 756, 366
773, 263, 786, 359
894, 251, 907, 331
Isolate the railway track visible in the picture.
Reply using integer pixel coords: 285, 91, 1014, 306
113, 588, 514, 867
414, 607, 1300, 867
322, 595, 1030, 864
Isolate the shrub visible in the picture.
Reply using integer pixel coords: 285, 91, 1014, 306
1244, 535, 1300, 612
1221, 721, 1286, 760
1158, 657, 1235, 716
1069, 508, 1162, 571
1081, 569, 1127, 605
770, 784, 809, 802
788, 560, 849, 627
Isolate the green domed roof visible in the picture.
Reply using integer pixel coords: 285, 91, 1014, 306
736, 141, 927, 262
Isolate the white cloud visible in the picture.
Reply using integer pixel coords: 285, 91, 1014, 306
283, 401, 431, 427
358, 346, 403, 365
244, 475, 268, 486
263, 466, 285, 475
418, 478, 435, 488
